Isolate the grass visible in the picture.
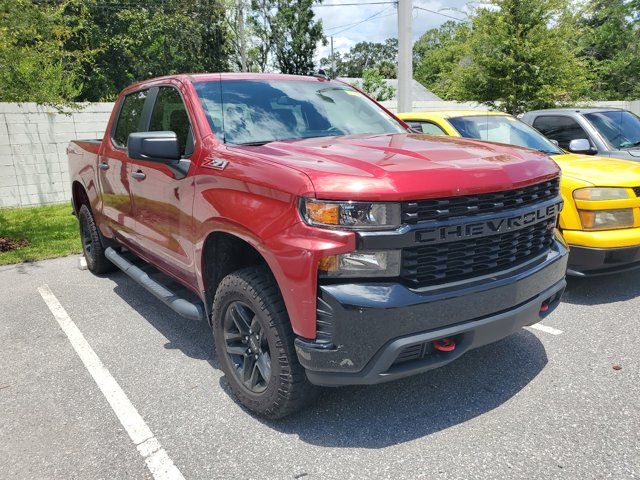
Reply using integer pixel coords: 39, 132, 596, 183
0, 203, 81, 266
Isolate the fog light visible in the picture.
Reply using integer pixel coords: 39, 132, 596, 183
319, 250, 401, 278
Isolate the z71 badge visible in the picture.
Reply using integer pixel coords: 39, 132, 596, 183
202, 157, 229, 170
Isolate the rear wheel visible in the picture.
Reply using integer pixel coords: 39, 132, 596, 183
78, 204, 112, 274
211, 266, 318, 418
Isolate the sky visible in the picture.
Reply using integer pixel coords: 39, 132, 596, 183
313, 0, 473, 61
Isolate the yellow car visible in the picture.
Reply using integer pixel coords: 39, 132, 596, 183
397, 110, 640, 276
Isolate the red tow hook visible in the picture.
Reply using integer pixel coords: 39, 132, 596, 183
432, 337, 456, 352
540, 302, 550, 313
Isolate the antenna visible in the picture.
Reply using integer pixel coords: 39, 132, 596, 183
218, 73, 227, 144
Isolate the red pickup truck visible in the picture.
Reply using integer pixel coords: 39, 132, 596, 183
68, 73, 568, 418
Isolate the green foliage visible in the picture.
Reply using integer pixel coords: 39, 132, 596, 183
271, 0, 325, 75
413, 0, 592, 114
320, 38, 397, 78
68, 0, 231, 101
0, 0, 84, 104
355, 68, 395, 101
413, 21, 471, 99
572, 0, 640, 99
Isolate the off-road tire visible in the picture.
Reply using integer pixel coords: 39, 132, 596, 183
211, 266, 319, 418
78, 204, 112, 274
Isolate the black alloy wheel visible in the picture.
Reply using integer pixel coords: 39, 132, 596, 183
223, 301, 272, 394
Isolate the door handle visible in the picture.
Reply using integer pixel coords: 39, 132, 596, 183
131, 171, 146, 180
98, 161, 109, 171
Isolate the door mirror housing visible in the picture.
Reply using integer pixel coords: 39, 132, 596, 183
127, 131, 191, 178
568, 138, 594, 154
128, 131, 181, 163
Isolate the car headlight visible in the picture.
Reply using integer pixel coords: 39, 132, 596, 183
318, 250, 401, 277
573, 187, 630, 200
578, 209, 634, 230
301, 198, 401, 230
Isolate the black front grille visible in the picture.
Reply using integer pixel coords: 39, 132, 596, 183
402, 178, 560, 224
633, 187, 640, 197
401, 219, 555, 286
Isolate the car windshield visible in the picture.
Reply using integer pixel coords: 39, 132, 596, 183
193, 79, 406, 145
584, 110, 640, 149
448, 114, 562, 155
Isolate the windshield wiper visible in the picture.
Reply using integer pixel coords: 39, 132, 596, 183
231, 140, 273, 146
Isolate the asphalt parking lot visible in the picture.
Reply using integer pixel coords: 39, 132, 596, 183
1, 255, 638, 480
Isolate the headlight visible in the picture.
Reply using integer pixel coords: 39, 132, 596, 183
301, 199, 401, 230
319, 250, 401, 277
578, 209, 634, 230
573, 187, 630, 200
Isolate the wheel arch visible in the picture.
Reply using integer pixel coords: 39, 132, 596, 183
72, 180, 90, 214
199, 228, 283, 326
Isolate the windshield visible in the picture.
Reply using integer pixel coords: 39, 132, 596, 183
584, 110, 640, 149
193, 79, 405, 145
448, 115, 562, 155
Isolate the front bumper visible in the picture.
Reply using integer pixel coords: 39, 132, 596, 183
295, 241, 568, 386
567, 244, 640, 276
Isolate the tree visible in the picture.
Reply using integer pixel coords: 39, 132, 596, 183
0, 0, 85, 104
573, 0, 640, 99
320, 38, 397, 78
419, 0, 591, 114
355, 68, 395, 101
249, 0, 276, 72
63, 0, 231, 101
271, 0, 325, 75
413, 21, 470, 99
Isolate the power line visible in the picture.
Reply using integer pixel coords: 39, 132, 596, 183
326, 5, 394, 34
413, 6, 466, 22
314, 1, 397, 7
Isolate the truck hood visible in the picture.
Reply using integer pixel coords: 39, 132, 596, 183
552, 153, 640, 187
241, 133, 559, 201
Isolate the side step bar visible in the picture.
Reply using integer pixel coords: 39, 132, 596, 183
105, 247, 205, 321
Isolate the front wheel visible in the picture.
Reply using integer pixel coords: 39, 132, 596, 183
211, 266, 318, 418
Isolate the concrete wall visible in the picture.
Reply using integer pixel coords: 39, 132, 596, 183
0, 103, 113, 208
1, 98, 640, 208
380, 100, 484, 113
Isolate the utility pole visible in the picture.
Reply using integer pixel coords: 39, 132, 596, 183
397, 0, 413, 112
330, 36, 335, 77
237, 0, 248, 72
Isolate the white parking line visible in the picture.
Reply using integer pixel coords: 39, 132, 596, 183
528, 323, 563, 335
38, 284, 185, 480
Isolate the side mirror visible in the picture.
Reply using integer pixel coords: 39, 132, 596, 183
549, 139, 559, 147
128, 131, 181, 163
568, 138, 594, 154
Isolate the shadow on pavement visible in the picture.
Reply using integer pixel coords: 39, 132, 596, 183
264, 329, 546, 448
108, 268, 220, 369
106, 261, 547, 448
562, 268, 640, 306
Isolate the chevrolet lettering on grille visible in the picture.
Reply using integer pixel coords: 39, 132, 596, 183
416, 200, 563, 244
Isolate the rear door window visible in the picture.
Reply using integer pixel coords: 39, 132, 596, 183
532, 115, 591, 150
113, 90, 148, 147
148, 86, 194, 157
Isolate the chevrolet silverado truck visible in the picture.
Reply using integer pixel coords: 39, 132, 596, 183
399, 110, 640, 275
68, 73, 567, 418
